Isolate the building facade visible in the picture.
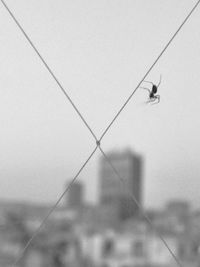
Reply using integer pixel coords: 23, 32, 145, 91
66, 181, 83, 209
99, 149, 143, 220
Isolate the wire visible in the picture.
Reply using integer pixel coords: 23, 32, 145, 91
1, 1, 199, 266
99, 146, 182, 267
10, 146, 98, 267
0, 0, 98, 142
99, 0, 200, 142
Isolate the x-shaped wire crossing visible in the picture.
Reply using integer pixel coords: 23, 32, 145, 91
1, 1, 200, 266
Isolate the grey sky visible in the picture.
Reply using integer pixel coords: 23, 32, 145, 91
0, 0, 200, 209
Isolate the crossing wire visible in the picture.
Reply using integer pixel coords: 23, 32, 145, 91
10, 146, 98, 267
0, 1, 199, 267
99, 146, 182, 267
0, 0, 98, 143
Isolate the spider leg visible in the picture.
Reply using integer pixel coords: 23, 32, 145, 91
157, 74, 162, 88
139, 86, 151, 93
149, 98, 156, 103
146, 97, 155, 104
142, 80, 154, 85
151, 95, 160, 105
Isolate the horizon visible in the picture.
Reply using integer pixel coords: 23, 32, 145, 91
0, 0, 200, 211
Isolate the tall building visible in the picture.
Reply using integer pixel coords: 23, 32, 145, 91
99, 149, 143, 220
67, 181, 83, 209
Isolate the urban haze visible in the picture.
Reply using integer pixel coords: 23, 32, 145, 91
0, 0, 200, 266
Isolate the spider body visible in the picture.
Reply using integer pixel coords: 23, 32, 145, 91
149, 91, 155, 99
152, 84, 158, 94
140, 75, 161, 104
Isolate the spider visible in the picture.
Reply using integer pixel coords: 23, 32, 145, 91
140, 75, 162, 104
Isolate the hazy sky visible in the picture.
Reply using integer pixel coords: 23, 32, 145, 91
0, 0, 200, 209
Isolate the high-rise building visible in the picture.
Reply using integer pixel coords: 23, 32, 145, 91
99, 149, 143, 220
67, 181, 83, 208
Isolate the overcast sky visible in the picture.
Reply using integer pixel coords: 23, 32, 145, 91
0, 0, 200, 209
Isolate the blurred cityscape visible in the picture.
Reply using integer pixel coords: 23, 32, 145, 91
0, 149, 200, 267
